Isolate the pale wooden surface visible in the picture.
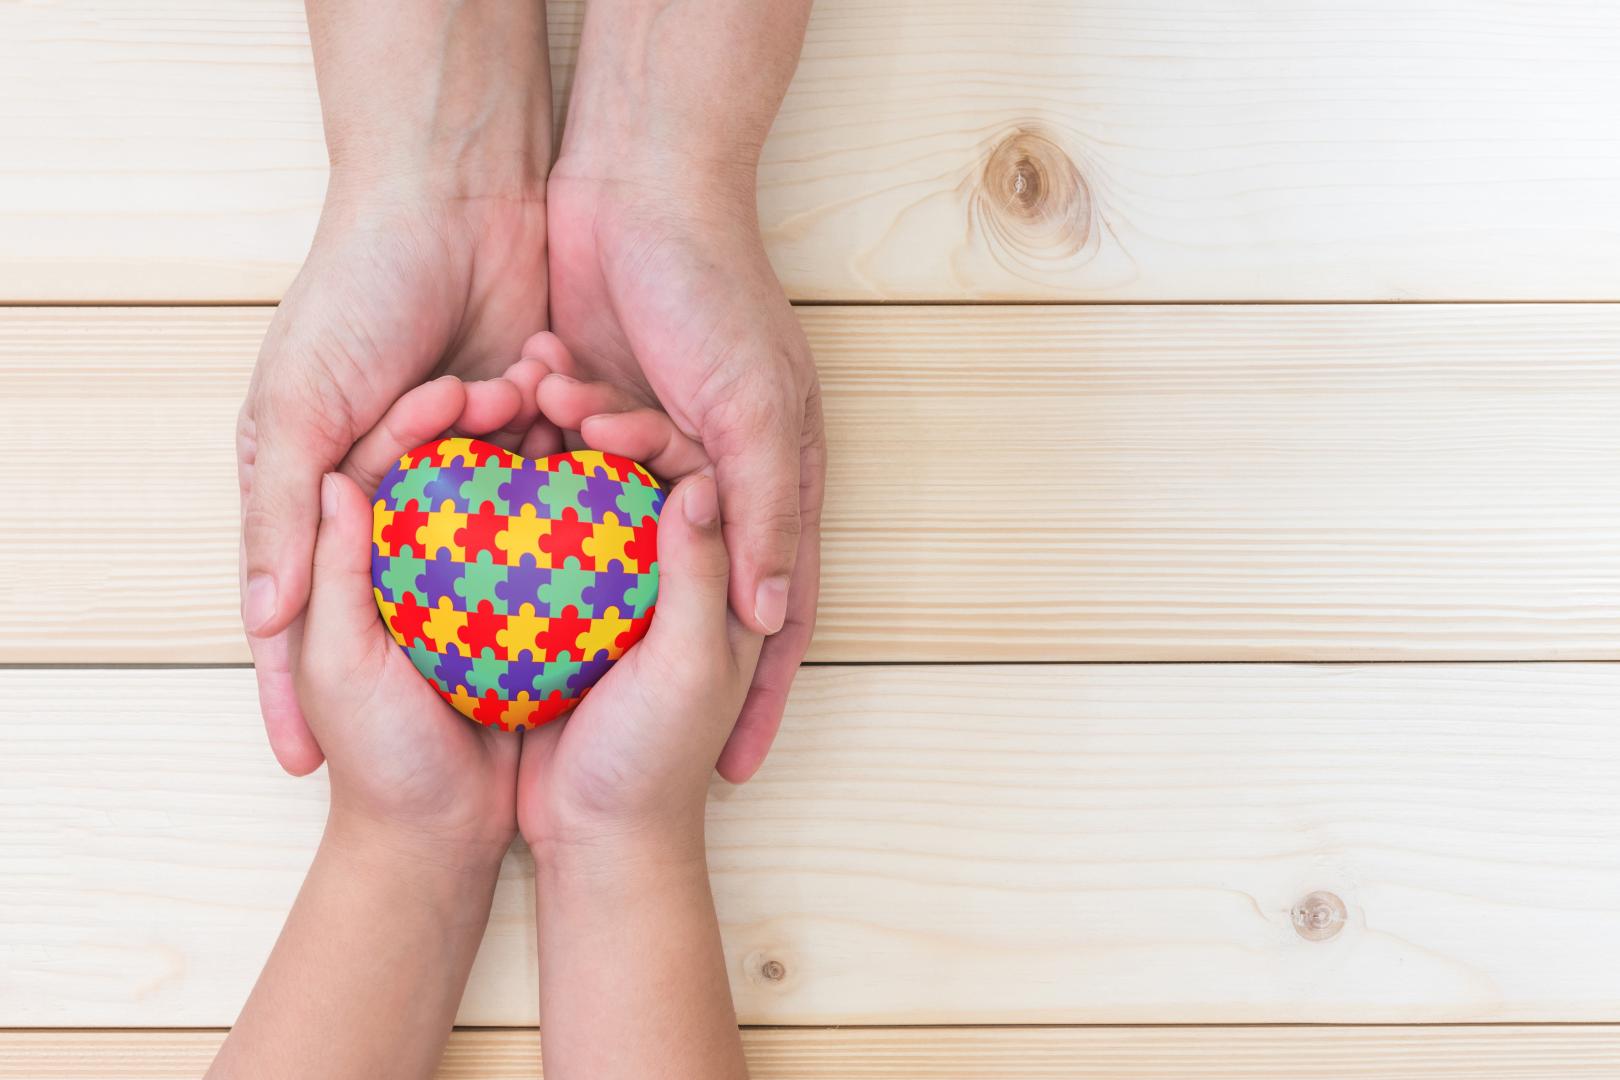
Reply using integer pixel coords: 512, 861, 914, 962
6, 1, 1620, 302
8, 1026, 1620, 1079
4, 304, 1619, 665
6, 664, 1620, 1026
6, 1, 1620, 1072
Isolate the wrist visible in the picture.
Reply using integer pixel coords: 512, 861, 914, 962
529, 808, 707, 883
547, 144, 756, 228
310, 0, 552, 207
323, 142, 549, 218
324, 805, 511, 893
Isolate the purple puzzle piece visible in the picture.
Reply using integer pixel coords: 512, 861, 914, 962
416, 548, 465, 607
579, 468, 624, 523
500, 653, 548, 698
581, 559, 636, 617
370, 543, 392, 600
567, 649, 617, 695
434, 647, 476, 695
500, 468, 549, 514
423, 463, 475, 511
495, 553, 551, 613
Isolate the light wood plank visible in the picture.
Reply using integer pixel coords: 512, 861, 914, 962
6, 1026, 1620, 1079
5, 1, 1620, 301
3, 305, 1619, 663
4, 664, 1619, 1025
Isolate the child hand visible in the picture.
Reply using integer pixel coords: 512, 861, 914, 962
293, 374, 534, 868
512, 338, 761, 856
518, 471, 762, 854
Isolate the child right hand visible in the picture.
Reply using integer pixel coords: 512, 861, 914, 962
517, 469, 764, 858
513, 343, 764, 859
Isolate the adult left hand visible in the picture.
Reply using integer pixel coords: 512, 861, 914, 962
539, 161, 826, 783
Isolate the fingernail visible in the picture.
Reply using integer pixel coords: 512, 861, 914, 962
684, 475, 719, 527
244, 574, 277, 634
320, 473, 338, 519
754, 576, 789, 635
544, 372, 578, 386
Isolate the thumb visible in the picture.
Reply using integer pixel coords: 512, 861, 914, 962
304, 472, 389, 661
706, 395, 802, 636
643, 473, 733, 653
240, 402, 331, 638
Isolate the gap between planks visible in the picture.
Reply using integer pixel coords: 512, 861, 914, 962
4, 1026, 1620, 1078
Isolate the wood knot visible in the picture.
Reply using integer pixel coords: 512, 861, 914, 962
1292, 891, 1347, 942
744, 949, 792, 989
973, 126, 1096, 266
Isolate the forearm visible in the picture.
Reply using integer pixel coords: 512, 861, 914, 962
533, 825, 746, 1080
558, 0, 813, 194
305, 0, 553, 198
207, 813, 505, 1080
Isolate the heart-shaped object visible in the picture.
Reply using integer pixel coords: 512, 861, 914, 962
371, 437, 662, 730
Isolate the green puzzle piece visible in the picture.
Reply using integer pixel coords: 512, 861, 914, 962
461, 466, 509, 515
538, 472, 589, 517
403, 643, 442, 688
453, 552, 508, 614
614, 481, 661, 524
379, 555, 428, 602
386, 465, 438, 508
468, 652, 508, 699
540, 564, 594, 614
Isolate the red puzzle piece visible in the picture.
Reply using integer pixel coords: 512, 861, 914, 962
387, 591, 435, 650
534, 604, 591, 661
538, 506, 594, 568
456, 600, 508, 660
454, 500, 509, 565
379, 499, 429, 557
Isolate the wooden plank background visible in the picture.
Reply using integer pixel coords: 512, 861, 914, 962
6, 665, 1620, 1026
4, 0, 1619, 1073
4, 1, 1620, 302
4, 305, 1618, 664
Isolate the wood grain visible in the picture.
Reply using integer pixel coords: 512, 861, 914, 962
5, 1, 1620, 301
3, 305, 1619, 663
5, 664, 1619, 1025
6, 1026, 1620, 1079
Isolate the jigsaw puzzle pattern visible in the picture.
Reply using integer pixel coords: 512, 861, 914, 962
371, 438, 662, 730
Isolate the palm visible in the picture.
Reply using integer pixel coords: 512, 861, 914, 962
514, 647, 680, 843
242, 193, 550, 777
544, 170, 824, 785
323, 645, 520, 846
545, 175, 797, 431
261, 196, 550, 432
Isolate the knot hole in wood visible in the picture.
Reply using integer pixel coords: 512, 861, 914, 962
744, 949, 793, 990
1292, 891, 1347, 942
974, 126, 1096, 267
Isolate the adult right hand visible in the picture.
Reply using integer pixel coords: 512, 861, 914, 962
240, 0, 554, 774
238, 184, 548, 775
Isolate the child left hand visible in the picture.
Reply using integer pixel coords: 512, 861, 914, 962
292, 371, 545, 866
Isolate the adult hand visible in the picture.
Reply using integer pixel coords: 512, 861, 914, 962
537, 0, 818, 785
240, 0, 553, 775
239, 186, 547, 775
542, 164, 825, 784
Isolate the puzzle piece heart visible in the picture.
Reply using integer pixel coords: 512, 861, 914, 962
371, 437, 661, 731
